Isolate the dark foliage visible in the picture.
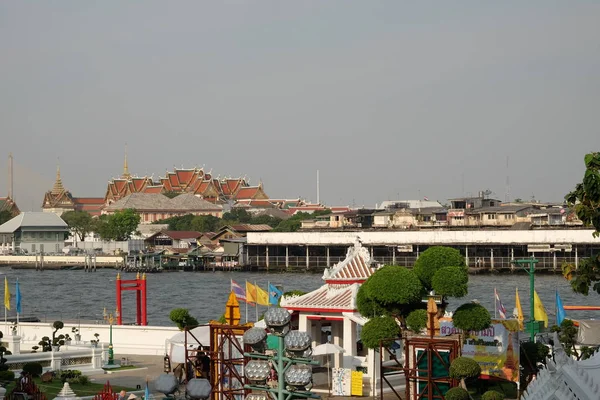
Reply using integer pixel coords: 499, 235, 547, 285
452, 303, 492, 332
23, 362, 43, 377
360, 316, 400, 349
431, 266, 468, 298
413, 246, 465, 289
405, 309, 427, 333
444, 387, 470, 400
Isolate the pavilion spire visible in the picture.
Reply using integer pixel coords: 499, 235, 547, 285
51, 160, 65, 195
122, 143, 131, 179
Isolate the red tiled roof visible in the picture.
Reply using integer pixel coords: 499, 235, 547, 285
73, 197, 104, 204
230, 224, 272, 232
323, 241, 375, 283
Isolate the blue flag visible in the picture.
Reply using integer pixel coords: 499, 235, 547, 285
144, 381, 151, 400
268, 283, 283, 306
15, 278, 22, 314
556, 290, 566, 326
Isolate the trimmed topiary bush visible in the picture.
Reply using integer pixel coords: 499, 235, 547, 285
413, 246, 465, 289
482, 390, 505, 400
0, 370, 15, 382
445, 387, 470, 400
450, 356, 481, 389
360, 316, 400, 349
432, 266, 468, 298
356, 277, 388, 318
452, 303, 492, 332
22, 361, 43, 377
406, 309, 427, 333
365, 265, 423, 306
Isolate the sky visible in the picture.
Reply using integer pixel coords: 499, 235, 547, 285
1, 1, 598, 211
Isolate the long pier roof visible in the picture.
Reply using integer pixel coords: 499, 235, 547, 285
247, 229, 600, 246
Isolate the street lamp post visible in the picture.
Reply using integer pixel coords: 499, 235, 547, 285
512, 258, 539, 341
103, 308, 118, 366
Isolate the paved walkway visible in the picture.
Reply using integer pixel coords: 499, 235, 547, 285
88, 354, 403, 399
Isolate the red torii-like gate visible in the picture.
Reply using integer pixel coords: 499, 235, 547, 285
116, 273, 148, 325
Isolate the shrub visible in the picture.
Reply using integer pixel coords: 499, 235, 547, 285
22, 362, 43, 377
449, 357, 482, 381
360, 316, 400, 349
452, 303, 492, 332
445, 387, 470, 400
406, 309, 427, 333
432, 266, 468, 298
413, 246, 465, 289
365, 266, 423, 306
169, 308, 200, 330
76, 374, 90, 385
0, 370, 15, 382
356, 278, 387, 317
482, 390, 505, 400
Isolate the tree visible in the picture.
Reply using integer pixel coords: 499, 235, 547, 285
169, 308, 200, 330
222, 208, 252, 223
551, 319, 599, 360
360, 316, 399, 349
449, 356, 481, 390
520, 341, 549, 390
357, 246, 488, 349
0, 210, 12, 225
452, 303, 492, 332
96, 209, 141, 241
406, 309, 427, 333
61, 211, 94, 241
191, 215, 220, 232
481, 390, 504, 400
564, 152, 600, 294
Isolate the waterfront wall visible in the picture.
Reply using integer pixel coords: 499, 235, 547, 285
247, 229, 600, 246
12, 322, 180, 356
0, 255, 123, 267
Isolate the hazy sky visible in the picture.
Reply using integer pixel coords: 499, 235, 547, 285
1, 1, 598, 211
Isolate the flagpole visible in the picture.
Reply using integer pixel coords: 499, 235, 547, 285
494, 288, 497, 319
267, 281, 271, 309
254, 281, 258, 322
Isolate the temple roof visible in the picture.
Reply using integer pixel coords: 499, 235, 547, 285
282, 239, 377, 312
0, 212, 68, 233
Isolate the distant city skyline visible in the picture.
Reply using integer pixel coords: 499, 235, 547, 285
1, 2, 598, 210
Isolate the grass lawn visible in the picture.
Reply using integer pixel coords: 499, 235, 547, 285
5, 378, 135, 398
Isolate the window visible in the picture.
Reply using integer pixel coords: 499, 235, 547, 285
487, 214, 496, 220
55, 244, 60, 253
31, 244, 36, 253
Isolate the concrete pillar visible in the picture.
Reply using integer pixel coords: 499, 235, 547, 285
298, 314, 309, 333
553, 251, 557, 271
285, 246, 289, 269
465, 245, 469, 267
370, 246, 373, 259
490, 248, 494, 270
6, 334, 21, 354
326, 247, 330, 267
575, 246, 579, 269
511, 247, 514, 261
342, 318, 356, 370
331, 322, 343, 368
266, 246, 269, 269
392, 246, 396, 265
306, 246, 310, 269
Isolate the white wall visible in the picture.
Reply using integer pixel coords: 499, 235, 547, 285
13, 322, 180, 355
247, 229, 600, 246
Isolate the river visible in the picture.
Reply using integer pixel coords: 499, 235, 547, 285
2, 268, 600, 327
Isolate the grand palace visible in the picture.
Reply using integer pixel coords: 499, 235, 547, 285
39, 155, 288, 221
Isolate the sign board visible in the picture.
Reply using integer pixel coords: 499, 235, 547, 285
439, 319, 520, 383
351, 371, 363, 396
527, 244, 551, 253
397, 245, 413, 252
332, 368, 351, 396
554, 244, 573, 252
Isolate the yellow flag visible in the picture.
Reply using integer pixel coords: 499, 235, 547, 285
256, 284, 270, 306
246, 281, 257, 304
515, 288, 524, 330
533, 290, 548, 328
4, 277, 10, 311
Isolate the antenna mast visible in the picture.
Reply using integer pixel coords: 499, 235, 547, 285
8, 153, 13, 200
316, 170, 320, 204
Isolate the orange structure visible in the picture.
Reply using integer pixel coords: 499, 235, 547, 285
115, 273, 147, 326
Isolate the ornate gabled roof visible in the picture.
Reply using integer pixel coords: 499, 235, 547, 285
281, 283, 359, 311
322, 238, 376, 283
282, 239, 377, 312
51, 165, 66, 195
522, 331, 600, 400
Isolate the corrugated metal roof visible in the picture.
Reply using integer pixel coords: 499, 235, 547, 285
0, 212, 68, 233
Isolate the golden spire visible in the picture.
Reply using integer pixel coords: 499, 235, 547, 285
122, 143, 131, 179
116, 273, 121, 280
136, 272, 140, 280
51, 160, 65, 195
142, 272, 146, 280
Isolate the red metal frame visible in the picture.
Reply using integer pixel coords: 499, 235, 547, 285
403, 336, 460, 400
116, 273, 147, 325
